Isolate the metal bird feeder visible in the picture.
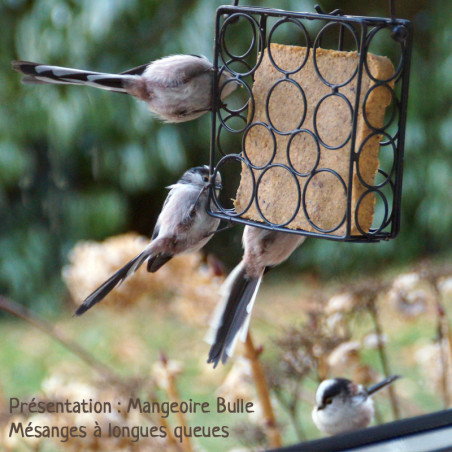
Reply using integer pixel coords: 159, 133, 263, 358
208, 2, 413, 242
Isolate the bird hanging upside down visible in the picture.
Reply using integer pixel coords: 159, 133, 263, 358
12, 54, 237, 123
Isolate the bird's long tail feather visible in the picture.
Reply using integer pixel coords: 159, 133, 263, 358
74, 251, 149, 316
12, 60, 138, 93
206, 262, 263, 368
367, 375, 401, 396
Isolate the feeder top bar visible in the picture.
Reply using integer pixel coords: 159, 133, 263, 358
217, 4, 411, 28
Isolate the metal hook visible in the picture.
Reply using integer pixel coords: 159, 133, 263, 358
314, 5, 344, 16
314, 5, 345, 51
223, 0, 240, 24
389, 0, 395, 21
389, 0, 408, 43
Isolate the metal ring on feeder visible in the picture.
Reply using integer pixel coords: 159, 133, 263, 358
286, 129, 321, 177
302, 168, 348, 233
211, 153, 255, 217
267, 18, 311, 74
243, 122, 277, 170
266, 78, 307, 135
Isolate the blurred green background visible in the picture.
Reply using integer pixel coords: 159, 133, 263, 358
1, 0, 450, 309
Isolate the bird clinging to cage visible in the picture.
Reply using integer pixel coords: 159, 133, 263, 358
12, 54, 237, 123
206, 226, 305, 367
74, 165, 222, 316
312, 375, 401, 435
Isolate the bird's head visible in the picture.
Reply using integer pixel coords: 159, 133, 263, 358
180, 165, 222, 192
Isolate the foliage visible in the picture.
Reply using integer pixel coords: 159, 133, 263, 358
1, 0, 451, 308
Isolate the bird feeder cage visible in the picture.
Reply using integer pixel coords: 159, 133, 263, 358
208, 2, 413, 242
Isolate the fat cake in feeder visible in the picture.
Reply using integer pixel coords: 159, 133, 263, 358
234, 43, 395, 235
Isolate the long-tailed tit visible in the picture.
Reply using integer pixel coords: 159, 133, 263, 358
206, 226, 305, 367
74, 165, 221, 316
312, 375, 401, 435
12, 55, 237, 123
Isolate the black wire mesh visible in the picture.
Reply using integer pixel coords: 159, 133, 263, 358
208, 4, 413, 242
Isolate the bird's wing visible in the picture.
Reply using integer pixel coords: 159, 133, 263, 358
120, 63, 149, 76
150, 55, 212, 88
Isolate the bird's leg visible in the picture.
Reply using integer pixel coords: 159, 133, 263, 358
217, 100, 228, 110
203, 220, 235, 238
188, 185, 208, 218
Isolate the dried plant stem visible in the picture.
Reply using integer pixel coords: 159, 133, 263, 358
162, 359, 193, 452
0, 296, 181, 450
288, 406, 304, 441
157, 412, 178, 448
440, 310, 452, 370
287, 383, 306, 441
367, 301, 400, 420
144, 388, 179, 449
436, 317, 450, 408
431, 284, 452, 408
272, 383, 306, 441
244, 332, 282, 448
373, 403, 384, 424
316, 356, 328, 382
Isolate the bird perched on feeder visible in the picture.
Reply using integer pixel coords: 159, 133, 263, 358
74, 165, 222, 316
12, 54, 237, 123
206, 226, 305, 367
312, 375, 401, 435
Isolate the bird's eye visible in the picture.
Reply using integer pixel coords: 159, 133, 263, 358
325, 398, 333, 405
203, 176, 209, 183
